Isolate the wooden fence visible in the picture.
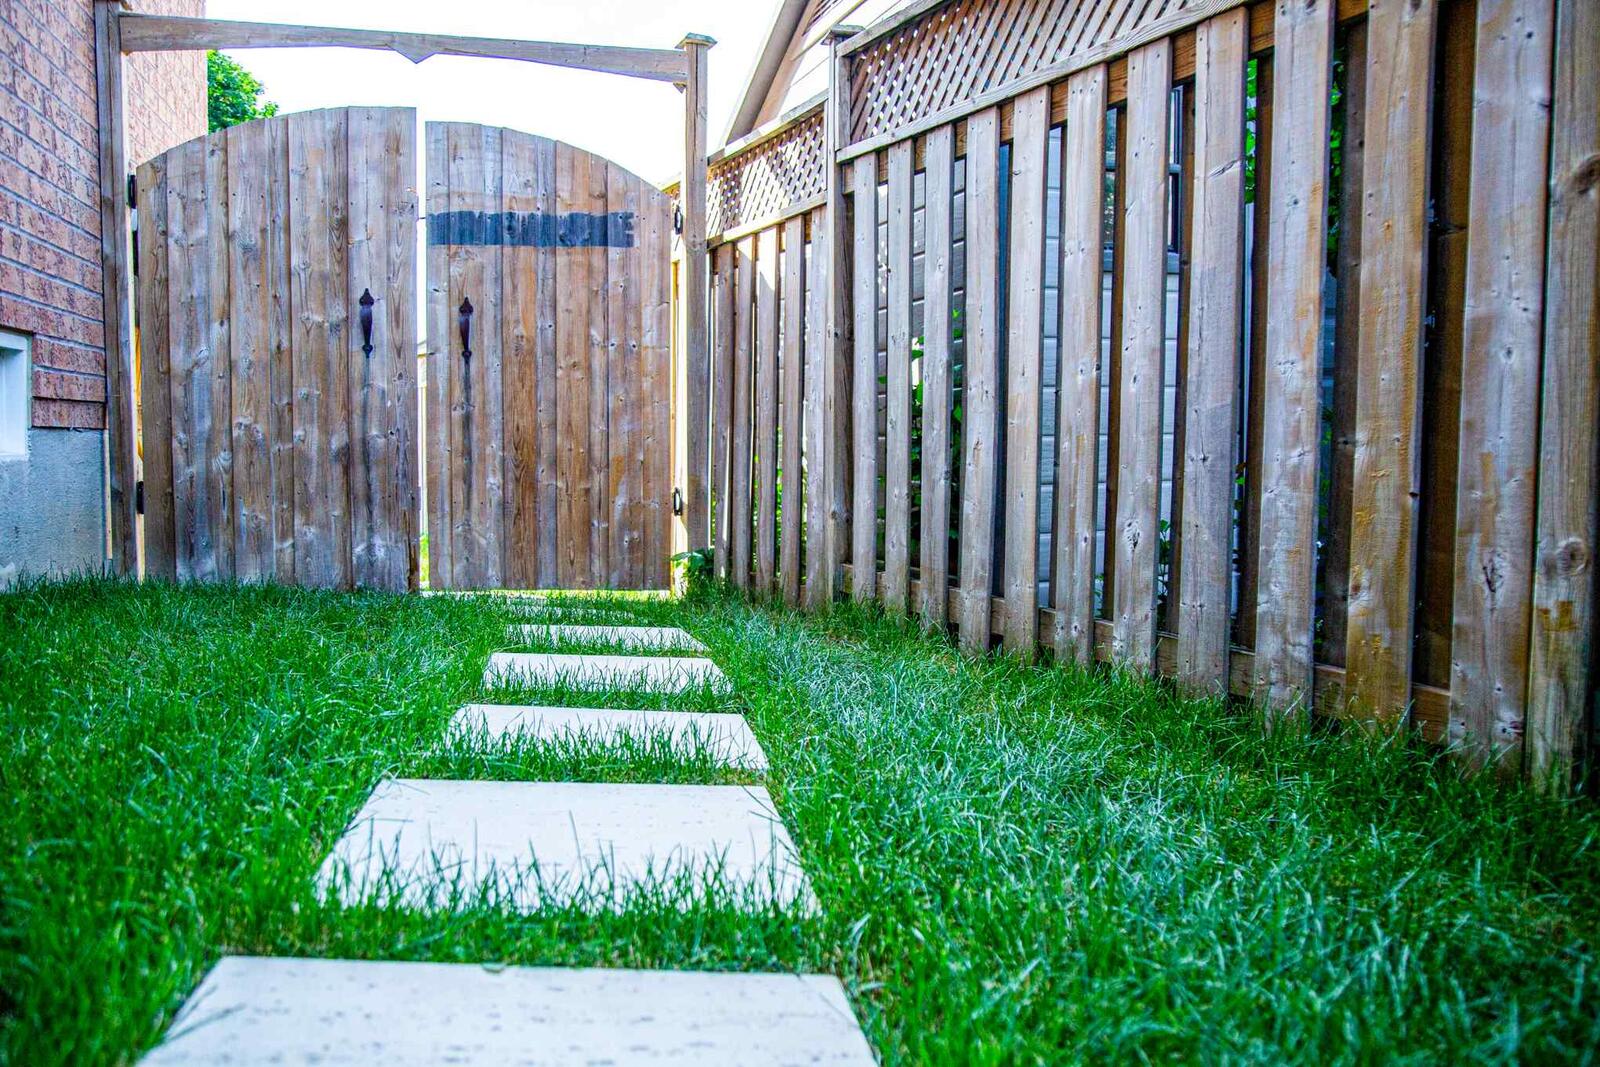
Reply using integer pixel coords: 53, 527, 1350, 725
678, 0, 1597, 787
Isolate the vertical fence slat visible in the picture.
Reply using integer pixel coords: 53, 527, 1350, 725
730, 236, 757, 591
851, 157, 880, 602
459, 124, 505, 589
424, 123, 452, 588
1175, 15, 1247, 693
227, 120, 273, 584
782, 215, 807, 606
804, 209, 832, 609
1528, 0, 1599, 789
501, 132, 545, 590
641, 187, 675, 589
136, 155, 176, 580
1002, 85, 1051, 657
1253, 0, 1334, 713
1110, 40, 1170, 671
958, 108, 1002, 654
265, 119, 294, 585
1343, 0, 1436, 719
755, 225, 781, 595
712, 244, 735, 580
824, 31, 854, 605
1452, 0, 1556, 768
582, 154, 609, 587
883, 139, 915, 613
1053, 67, 1107, 665
919, 125, 955, 629
605, 162, 643, 587
533, 137, 560, 588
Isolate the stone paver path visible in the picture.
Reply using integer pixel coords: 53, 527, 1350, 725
509, 623, 709, 652
318, 778, 811, 910
485, 651, 730, 692
142, 957, 876, 1066
454, 702, 769, 769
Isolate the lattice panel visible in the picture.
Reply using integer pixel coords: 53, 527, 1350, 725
849, 0, 1191, 143
707, 107, 828, 236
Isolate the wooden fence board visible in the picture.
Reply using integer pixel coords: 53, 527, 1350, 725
958, 108, 1002, 653
804, 207, 832, 610
1342, 0, 1433, 720
641, 182, 675, 588
851, 155, 880, 602
755, 225, 781, 594
225, 119, 273, 583
1002, 85, 1050, 656
606, 161, 644, 586
730, 236, 757, 590
136, 154, 175, 580
425, 119, 453, 587
712, 244, 735, 578
781, 214, 807, 605
1174, 14, 1246, 693
883, 138, 915, 613
1110, 40, 1170, 671
501, 130, 549, 589
1052, 67, 1107, 664
919, 125, 955, 629
554, 141, 594, 587
1452, 0, 1555, 769
1528, 0, 1598, 788
264, 119, 295, 583
581, 149, 609, 585
1253, 0, 1334, 714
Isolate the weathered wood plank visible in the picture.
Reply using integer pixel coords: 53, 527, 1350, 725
640, 183, 675, 588
918, 125, 955, 630
500, 131, 547, 589
1528, 0, 1599, 790
1253, 0, 1334, 714
136, 153, 175, 580
681, 37, 713, 548
781, 214, 807, 606
1110, 41, 1171, 671
1342, 1, 1434, 719
264, 118, 294, 584
729, 236, 757, 590
1235, 53, 1273, 650
424, 122, 453, 587
882, 138, 914, 614
226, 119, 274, 582
802, 209, 831, 608
850, 154, 880, 603
606, 161, 644, 587
712, 244, 735, 579
821, 29, 855, 607
1053, 68, 1107, 664
754, 225, 781, 595
957, 108, 1002, 654
555, 141, 595, 588
1452, 0, 1556, 769
1001, 85, 1050, 657
582, 154, 610, 587
1174, 15, 1246, 693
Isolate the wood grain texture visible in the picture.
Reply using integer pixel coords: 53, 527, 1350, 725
712, 244, 735, 578
730, 236, 757, 590
821, 31, 856, 607
555, 141, 595, 587
918, 125, 955, 630
136, 152, 175, 580
781, 215, 807, 606
226, 119, 274, 582
957, 108, 1001, 654
1001, 86, 1050, 657
1452, 0, 1556, 768
1174, 15, 1246, 693
425, 121, 453, 587
682, 38, 712, 547
850, 154, 880, 603
1253, 0, 1334, 715
1527, 0, 1598, 790
500, 131, 550, 589
1342, 2, 1434, 719
606, 161, 643, 587
640, 178, 675, 588
882, 138, 914, 614
803, 208, 832, 609
1110, 41, 1170, 672
1053, 67, 1107, 665
754, 225, 782, 595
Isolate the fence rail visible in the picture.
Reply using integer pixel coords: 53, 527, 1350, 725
676, 0, 1598, 788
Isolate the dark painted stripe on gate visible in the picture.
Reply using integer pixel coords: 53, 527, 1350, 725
427, 210, 636, 247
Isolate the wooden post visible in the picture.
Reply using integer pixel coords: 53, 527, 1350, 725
678, 34, 713, 550
821, 26, 860, 608
94, 0, 138, 575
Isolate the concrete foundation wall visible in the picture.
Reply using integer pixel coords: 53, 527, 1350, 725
0, 428, 105, 588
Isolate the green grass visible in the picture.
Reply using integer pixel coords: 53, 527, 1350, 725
2, 578, 1598, 1064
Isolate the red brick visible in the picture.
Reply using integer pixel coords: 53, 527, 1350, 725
33, 396, 104, 429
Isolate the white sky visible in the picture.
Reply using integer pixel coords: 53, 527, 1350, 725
207, 0, 779, 183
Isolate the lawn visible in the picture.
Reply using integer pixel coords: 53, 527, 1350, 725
2, 578, 1598, 1064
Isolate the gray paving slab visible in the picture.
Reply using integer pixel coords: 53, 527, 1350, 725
508, 623, 708, 652
452, 703, 768, 770
317, 779, 810, 910
484, 651, 729, 692
141, 956, 875, 1065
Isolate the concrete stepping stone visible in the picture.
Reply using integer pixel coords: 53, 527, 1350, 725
508, 623, 707, 652
317, 779, 810, 910
485, 652, 729, 692
453, 703, 768, 770
142, 956, 876, 1065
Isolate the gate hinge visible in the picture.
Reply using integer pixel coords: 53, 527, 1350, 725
135, 479, 145, 515
127, 173, 136, 208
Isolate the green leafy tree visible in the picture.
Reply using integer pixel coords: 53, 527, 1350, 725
206, 51, 279, 132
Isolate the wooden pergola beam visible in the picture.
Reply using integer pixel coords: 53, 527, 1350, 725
116, 14, 690, 83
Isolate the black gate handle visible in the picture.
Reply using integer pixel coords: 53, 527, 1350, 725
458, 297, 474, 361
358, 289, 375, 357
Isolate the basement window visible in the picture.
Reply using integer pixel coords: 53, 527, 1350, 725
0, 329, 30, 460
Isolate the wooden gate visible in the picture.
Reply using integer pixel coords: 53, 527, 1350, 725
425, 123, 673, 591
135, 107, 419, 590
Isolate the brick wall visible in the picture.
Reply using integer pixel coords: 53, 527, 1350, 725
0, 0, 204, 431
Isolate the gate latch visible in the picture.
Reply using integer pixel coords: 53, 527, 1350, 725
672, 487, 684, 516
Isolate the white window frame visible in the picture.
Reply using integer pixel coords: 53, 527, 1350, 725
0, 328, 30, 461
